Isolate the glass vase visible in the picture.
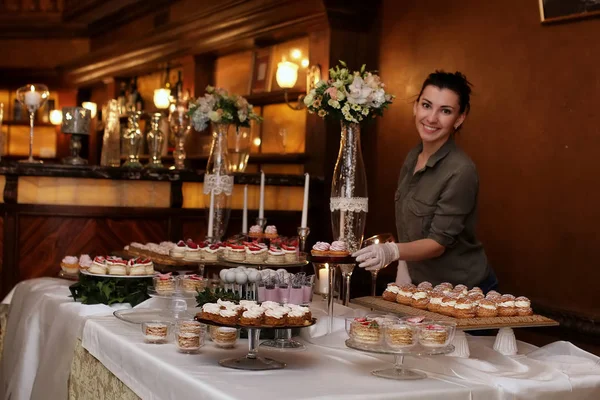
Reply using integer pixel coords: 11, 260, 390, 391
100, 99, 121, 167
205, 123, 233, 240
330, 121, 368, 254
146, 113, 164, 168
227, 126, 252, 172
123, 111, 143, 168
169, 100, 191, 170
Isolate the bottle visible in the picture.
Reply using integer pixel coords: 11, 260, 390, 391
173, 71, 184, 101
100, 99, 121, 167
117, 82, 127, 115
146, 113, 164, 168
122, 111, 143, 168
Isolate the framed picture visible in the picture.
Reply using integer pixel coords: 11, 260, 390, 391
539, 0, 600, 23
250, 49, 272, 94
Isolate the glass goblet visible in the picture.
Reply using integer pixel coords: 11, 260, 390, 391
168, 101, 191, 170
362, 233, 396, 297
16, 84, 50, 164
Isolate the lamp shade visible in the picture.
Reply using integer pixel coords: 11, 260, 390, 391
49, 109, 63, 125
154, 88, 171, 109
276, 61, 299, 89
82, 102, 97, 119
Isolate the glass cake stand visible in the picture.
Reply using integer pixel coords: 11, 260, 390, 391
345, 339, 454, 380
197, 317, 316, 370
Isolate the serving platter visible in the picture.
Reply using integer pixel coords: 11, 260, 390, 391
80, 270, 155, 279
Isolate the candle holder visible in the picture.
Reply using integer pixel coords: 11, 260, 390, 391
297, 226, 310, 253
61, 107, 91, 165
255, 217, 267, 232
16, 84, 49, 164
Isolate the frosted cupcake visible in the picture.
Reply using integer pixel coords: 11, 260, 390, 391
329, 240, 350, 257
264, 225, 278, 239
78, 254, 93, 271
264, 307, 287, 326
311, 241, 330, 256
61, 256, 80, 274
201, 303, 221, 322
248, 225, 263, 239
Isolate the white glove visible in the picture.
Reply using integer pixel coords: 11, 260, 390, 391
352, 242, 400, 271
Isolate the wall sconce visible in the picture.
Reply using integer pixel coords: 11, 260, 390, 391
154, 88, 171, 110
276, 59, 321, 111
49, 109, 63, 125
82, 102, 97, 119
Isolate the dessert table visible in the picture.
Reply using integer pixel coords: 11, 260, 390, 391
1, 278, 600, 400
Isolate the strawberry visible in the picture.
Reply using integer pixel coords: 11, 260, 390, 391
209, 244, 220, 250
247, 245, 261, 252
198, 241, 208, 248
187, 242, 199, 249
230, 244, 245, 250
176, 240, 186, 247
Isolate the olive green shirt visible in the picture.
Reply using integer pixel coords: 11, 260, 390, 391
395, 138, 490, 288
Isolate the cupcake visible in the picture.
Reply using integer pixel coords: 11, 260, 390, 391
476, 299, 498, 317
382, 283, 400, 301
203, 243, 220, 261
515, 296, 533, 316
350, 318, 381, 344
239, 307, 265, 326
395, 284, 415, 305
266, 246, 285, 263
61, 256, 80, 274
311, 241, 330, 256
248, 225, 264, 238
218, 308, 239, 325
154, 273, 176, 294
329, 240, 350, 257
185, 239, 202, 261
439, 295, 458, 317
246, 245, 268, 263
427, 290, 445, 313
88, 256, 107, 275
181, 274, 205, 293
108, 259, 127, 275
497, 294, 517, 317
78, 254, 92, 271
264, 307, 287, 326
454, 298, 476, 319
410, 289, 430, 310
264, 225, 278, 239
417, 281, 433, 291
201, 303, 221, 322
226, 243, 246, 261
170, 240, 187, 259
281, 243, 298, 263
385, 323, 417, 349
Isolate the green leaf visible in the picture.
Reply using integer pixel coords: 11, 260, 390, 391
339, 60, 347, 67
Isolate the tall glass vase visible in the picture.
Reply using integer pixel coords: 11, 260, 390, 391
330, 121, 368, 254
205, 123, 233, 240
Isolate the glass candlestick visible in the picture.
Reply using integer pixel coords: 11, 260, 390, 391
297, 226, 310, 254
123, 111, 143, 168
146, 113, 164, 168
16, 84, 49, 164
61, 107, 91, 165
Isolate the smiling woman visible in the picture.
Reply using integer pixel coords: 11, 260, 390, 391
354, 71, 498, 292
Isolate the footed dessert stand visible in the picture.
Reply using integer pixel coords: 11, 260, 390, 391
260, 328, 304, 350
345, 339, 454, 380
196, 318, 316, 370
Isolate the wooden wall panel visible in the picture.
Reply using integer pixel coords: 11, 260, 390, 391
17, 215, 168, 280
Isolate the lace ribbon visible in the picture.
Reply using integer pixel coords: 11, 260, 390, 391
330, 197, 369, 212
203, 174, 234, 196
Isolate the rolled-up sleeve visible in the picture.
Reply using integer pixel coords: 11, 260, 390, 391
428, 165, 478, 248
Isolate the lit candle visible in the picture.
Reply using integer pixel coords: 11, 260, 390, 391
24, 86, 42, 109
207, 190, 215, 239
318, 265, 329, 294
258, 170, 265, 219
301, 173, 309, 228
242, 185, 248, 234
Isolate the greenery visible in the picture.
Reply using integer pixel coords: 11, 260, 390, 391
195, 287, 240, 307
69, 274, 152, 307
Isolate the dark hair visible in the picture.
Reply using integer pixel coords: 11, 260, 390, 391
417, 71, 472, 114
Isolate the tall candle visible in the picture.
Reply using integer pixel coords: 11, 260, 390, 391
207, 189, 215, 239
24, 86, 42, 109
242, 185, 248, 234
318, 265, 329, 294
339, 211, 345, 239
258, 170, 265, 219
301, 173, 309, 228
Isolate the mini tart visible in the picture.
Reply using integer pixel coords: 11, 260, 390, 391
282, 244, 298, 262
476, 299, 498, 317
311, 241, 330, 256
88, 258, 107, 275
396, 285, 415, 305
263, 308, 287, 326
454, 298, 476, 319
266, 247, 285, 263
218, 308, 238, 325
382, 284, 400, 301
410, 290, 430, 310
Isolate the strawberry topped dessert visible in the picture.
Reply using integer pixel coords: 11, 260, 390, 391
226, 242, 246, 261
170, 240, 187, 259
281, 243, 298, 263
203, 242, 220, 261
246, 244, 268, 262
184, 239, 202, 261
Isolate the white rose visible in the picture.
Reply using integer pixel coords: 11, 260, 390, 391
346, 76, 373, 105
371, 88, 386, 107
304, 90, 316, 106
327, 99, 341, 109
208, 111, 221, 122
238, 110, 247, 123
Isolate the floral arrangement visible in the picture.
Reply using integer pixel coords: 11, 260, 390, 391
304, 61, 394, 124
189, 86, 262, 131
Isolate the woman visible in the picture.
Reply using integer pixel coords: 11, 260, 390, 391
353, 71, 498, 292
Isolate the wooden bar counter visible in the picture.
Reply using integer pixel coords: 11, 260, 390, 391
0, 163, 325, 298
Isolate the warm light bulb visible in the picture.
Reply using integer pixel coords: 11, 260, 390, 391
49, 109, 62, 125
290, 49, 302, 60
301, 58, 309, 68
253, 137, 262, 147
31, 85, 35, 92
82, 102, 97, 119
154, 88, 171, 109
276, 61, 299, 89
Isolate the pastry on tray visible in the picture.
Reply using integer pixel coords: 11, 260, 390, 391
382, 283, 400, 301
515, 296, 533, 316
88, 256, 107, 275
350, 318, 382, 344
311, 241, 330, 256
264, 225, 279, 239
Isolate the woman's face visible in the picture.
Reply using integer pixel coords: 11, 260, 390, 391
413, 85, 466, 146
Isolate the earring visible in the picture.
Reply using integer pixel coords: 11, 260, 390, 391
454, 125, 459, 130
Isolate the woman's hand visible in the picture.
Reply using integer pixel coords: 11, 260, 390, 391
352, 243, 400, 271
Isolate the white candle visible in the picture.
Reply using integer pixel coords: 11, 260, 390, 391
301, 173, 309, 228
258, 170, 265, 219
207, 190, 215, 239
242, 185, 248, 234
318, 265, 329, 294
24, 86, 42, 108
339, 211, 345, 239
